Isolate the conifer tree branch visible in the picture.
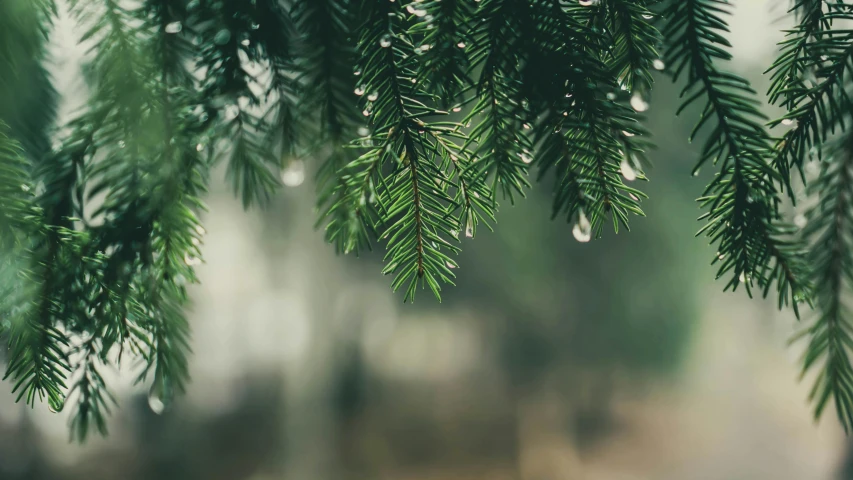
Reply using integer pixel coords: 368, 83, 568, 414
333, 0, 494, 301
410, 0, 474, 107
591, 0, 662, 94
663, 0, 810, 311
768, 3, 853, 194
0, 125, 69, 413
293, 0, 372, 255
527, 1, 648, 238
796, 130, 853, 432
465, 0, 534, 203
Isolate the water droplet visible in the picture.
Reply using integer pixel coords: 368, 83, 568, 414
692, 169, 700, 177
214, 29, 231, 45
794, 214, 807, 228
520, 152, 533, 164
281, 160, 305, 187
367, 91, 379, 102
465, 217, 474, 238
579, 0, 597, 5
446, 260, 456, 269
354, 69, 362, 76
354, 85, 366, 96
620, 159, 636, 181
630, 94, 649, 112
523, 123, 531, 130
362, 108, 372, 117
716, 252, 725, 260
606, 92, 616, 100
184, 253, 202, 266
250, 22, 260, 30
21, 184, 30, 192
195, 225, 206, 235
148, 381, 172, 415
241, 38, 250, 47
452, 106, 462, 112
781, 118, 794, 126
622, 130, 635, 137
379, 34, 392, 48
358, 126, 370, 136
572, 212, 592, 243
738, 272, 747, 283
642, 13, 654, 20
48, 396, 64, 413
653, 59, 665, 71
419, 44, 431, 52
457, 42, 466, 49
165, 21, 182, 34
196, 143, 204, 152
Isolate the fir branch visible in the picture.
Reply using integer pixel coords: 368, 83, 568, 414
195, 0, 294, 208
0, 125, 69, 411
337, 0, 492, 301
465, 0, 534, 203
528, 1, 648, 238
410, 0, 474, 107
292, 0, 370, 254
796, 131, 853, 432
768, 3, 853, 193
663, 0, 810, 311
583, 0, 662, 93
0, 0, 57, 160
67, 336, 115, 442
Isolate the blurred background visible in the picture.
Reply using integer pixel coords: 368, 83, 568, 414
1, 1, 850, 479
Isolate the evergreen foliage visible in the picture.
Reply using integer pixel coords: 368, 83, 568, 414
0, 0, 850, 438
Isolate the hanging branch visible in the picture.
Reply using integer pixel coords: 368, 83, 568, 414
527, 1, 649, 239
410, 0, 474, 107
292, 0, 371, 255
464, 0, 534, 203
768, 3, 853, 195
326, 0, 494, 302
796, 131, 853, 433
195, 0, 295, 208
587, 0, 663, 94
663, 0, 810, 311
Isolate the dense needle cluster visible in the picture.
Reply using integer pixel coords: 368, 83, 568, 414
0, 0, 849, 438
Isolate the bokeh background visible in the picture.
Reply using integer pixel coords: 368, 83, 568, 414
1, 1, 849, 479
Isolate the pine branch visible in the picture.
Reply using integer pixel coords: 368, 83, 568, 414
292, 0, 370, 254
768, 3, 853, 194
0, 0, 57, 160
0, 124, 69, 412
334, 0, 494, 301
796, 131, 853, 432
527, 1, 648, 238
465, 0, 534, 203
663, 0, 810, 311
587, 0, 663, 94
195, 0, 295, 208
410, 0, 474, 107
67, 337, 115, 441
